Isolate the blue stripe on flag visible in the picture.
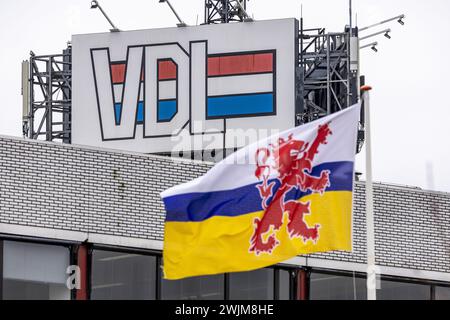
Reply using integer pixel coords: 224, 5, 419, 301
163, 161, 354, 222
207, 93, 274, 118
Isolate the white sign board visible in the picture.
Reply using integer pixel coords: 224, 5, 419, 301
72, 18, 298, 153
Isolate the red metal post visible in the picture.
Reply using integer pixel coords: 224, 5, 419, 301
75, 244, 89, 300
296, 268, 309, 300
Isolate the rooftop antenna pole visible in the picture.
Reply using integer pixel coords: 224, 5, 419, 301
298, 3, 304, 127
300, 4, 303, 41
349, 0, 352, 33
300, 4, 303, 40
90, 0, 120, 32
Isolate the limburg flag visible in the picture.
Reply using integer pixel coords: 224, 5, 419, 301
161, 104, 361, 279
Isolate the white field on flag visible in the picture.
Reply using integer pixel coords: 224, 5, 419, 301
161, 104, 361, 198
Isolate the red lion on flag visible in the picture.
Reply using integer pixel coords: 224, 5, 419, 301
250, 123, 333, 255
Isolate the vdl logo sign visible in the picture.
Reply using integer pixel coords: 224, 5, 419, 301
73, 19, 297, 153
91, 41, 276, 141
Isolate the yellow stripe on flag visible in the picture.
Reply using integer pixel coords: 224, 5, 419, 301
163, 191, 352, 280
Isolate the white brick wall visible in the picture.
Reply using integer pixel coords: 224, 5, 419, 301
1, 136, 450, 273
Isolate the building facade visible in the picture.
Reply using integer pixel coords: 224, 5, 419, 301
0, 135, 450, 300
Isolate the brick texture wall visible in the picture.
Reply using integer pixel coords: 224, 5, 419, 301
1, 136, 450, 273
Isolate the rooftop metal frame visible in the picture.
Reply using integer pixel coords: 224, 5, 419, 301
299, 28, 353, 120
204, 0, 249, 24
23, 45, 72, 143
297, 24, 364, 152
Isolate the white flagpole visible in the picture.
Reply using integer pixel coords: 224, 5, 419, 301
362, 85, 376, 300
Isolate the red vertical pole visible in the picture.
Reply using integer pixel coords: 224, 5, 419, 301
296, 268, 309, 300
76, 244, 89, 300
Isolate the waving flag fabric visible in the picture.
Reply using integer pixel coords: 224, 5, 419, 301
161, 104, 361, 280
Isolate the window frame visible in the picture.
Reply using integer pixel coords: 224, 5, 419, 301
378, 274, 450, 301
308, 268, 367, 300
273, 267, 296, 300
432, 283, 450, 300
89, 244, 161, 300
0, 236, 74, 300
308, 267, 450, 301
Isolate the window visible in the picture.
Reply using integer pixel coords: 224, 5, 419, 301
2, 241, 70, 300
161, 274, 225, 300
435, 286, 450, 300
277, 269, 291, 300
90, 249, 157, 300
310, 271, 367, 300
229, 268, 274, 300
377, 279, 431, 300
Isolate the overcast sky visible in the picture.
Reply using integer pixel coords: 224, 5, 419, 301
0, 0, 449, 193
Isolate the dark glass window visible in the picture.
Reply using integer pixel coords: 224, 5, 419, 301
377, 279, 431, 300
161, 274, 224, 300
91, 250, 156, 300
310, 271, 367, 300
229, 268, 274, 300
435, 286, 450, 300
278, 269, 291, 300
2, 241, 70, 300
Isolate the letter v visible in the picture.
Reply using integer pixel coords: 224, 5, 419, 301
91, 46, 143, 140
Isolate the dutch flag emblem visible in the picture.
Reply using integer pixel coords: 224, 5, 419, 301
109, 50, 275, 124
